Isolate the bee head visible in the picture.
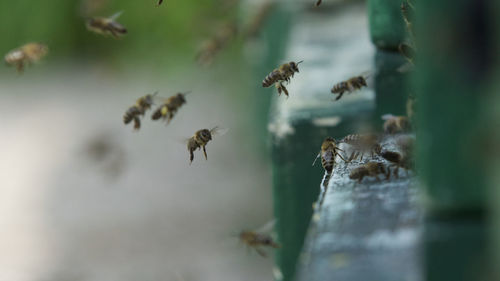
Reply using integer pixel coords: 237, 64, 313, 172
324, 136, 336, 143
290, 60, 303, 73
200, 129, 212, 140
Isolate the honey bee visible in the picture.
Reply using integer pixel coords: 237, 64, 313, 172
196, 22, 238, 67
262, 61, 303, 97
86, 11, 127, 38
379, 136, 415, 177
349, 162, 390, 183
239, 220, 280, 257
315, 0, 322, 7
186, 127, 227, 164
4, 43, 48, 73
340, 134, 381, 161
244, 1, 275, 39
382, 114, 411, 134
312, 137, 347, 173
157, 0, 164, 5
151, 92, 188, 124
331, 75, 368, 101
123, 93, 156, 130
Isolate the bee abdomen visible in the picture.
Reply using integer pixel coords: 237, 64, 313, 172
151, 107, 163, 120
262, 70, 279, 87
124, 106, 142, 124
321, 152, 335, 172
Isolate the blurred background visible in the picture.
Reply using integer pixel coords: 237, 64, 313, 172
0, 0, 279, 280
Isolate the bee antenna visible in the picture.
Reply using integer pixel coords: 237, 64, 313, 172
182, 91, 192, 96
312, 153, 320, 166
152, 91, 159, 97
297, 60, 304, 65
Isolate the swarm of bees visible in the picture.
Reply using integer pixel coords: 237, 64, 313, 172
86, 11, 127, 38
262, 61, 303, 97
4, 43, 48, 73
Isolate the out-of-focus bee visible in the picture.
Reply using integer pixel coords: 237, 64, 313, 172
349, 161, 390, 183
312, 137, 347, 173
186, 127, 227, 164
382, 114, 411, 134
331, 75, 368, 101
4, 43, 48, 73
262, 61, 303, 97
315, 0, 322, 7
86, 11, 127, 38
244, 1, 275, 39
406, 95, 417, 120
379, 136, 415, 177
196, 22, 238, 67
401, 0, 415, 38
340, 134, 381, 161
157, 0, 164, 6
151, 92, 188, 124
123, 93, 156, 130
239, 220, 280, 257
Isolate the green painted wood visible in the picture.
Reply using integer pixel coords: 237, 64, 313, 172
368, 0, 407, 50
296, 135, 421, 281
267, 3, 375, 280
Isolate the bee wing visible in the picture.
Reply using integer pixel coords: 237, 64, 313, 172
109, 11, 123, 21
359, 70, 373, 79
210, 126, 229, 137
381, 114, 396, 120
255, 219, 276, 233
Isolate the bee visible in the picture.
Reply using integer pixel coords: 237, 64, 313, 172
186, 127, 227, 164
379, 136, 415, 177
340, 134, 381, 161
4, 43, 48, 73
151, 92, 188, 124
315, 0, 322, 7
157, 0, 164, 5
382, 114, 411, 134
123, 93, 156, 130
196, 22, 238, 67
262, 61, 303, 97
86, 11, 127, 38
331, 75, 368, 101
349, 162, 390, 183
244, 1, 275, 39
312, 137, 347, 173
238, 220, 280, 257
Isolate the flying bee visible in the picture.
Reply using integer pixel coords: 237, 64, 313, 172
157, 0, 164, 5
340, 133, 381, 161
244, 1, 275, 39
186, 126, 227, 164
196, 22, 238, 67
331, 74, 369, 101
86, 11, 127, 38
151, 92, 188, 124
349, 161, 390, 183
238, 220, 280, 257
4, 43, 48, 73
262, 61, 303, 97
312, 137, 347, 173
315, 0, 322, 7
123, 92, 156, 130
382, 114, 411, 134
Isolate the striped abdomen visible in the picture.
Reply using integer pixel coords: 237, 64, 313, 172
262, 69, 281, 87
321, 150, 335, 173
123, 106, 142, 124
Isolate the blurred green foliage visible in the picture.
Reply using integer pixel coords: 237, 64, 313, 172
0, 0, 238, 65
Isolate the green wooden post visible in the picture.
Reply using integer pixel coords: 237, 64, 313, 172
416, 0, 496, 279
368, 0, 407, 50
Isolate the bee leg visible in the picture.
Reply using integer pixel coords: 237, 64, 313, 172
16, 62, 24, 73
202, 145, 208, 160
348, 151, 356, 163
255, 247, 267, 257
358, 175, 363, 183
276, 83, 282, 96
133, 117, 141, 130
335, 91, 344, 101
189, 150, 194, 165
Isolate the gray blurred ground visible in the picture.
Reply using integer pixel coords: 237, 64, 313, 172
0, 63, 273, 281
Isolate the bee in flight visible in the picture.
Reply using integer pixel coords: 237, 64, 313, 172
315, 0, 322, 6
349, 161, 390, 183
196, 22, 238, 67
151, 92, 189, 125
382, 114, 411, 134
4, 43, 48, 73
262, 60, 303, 97
86, 11, 127, 38
238, 220, 280, 257
123, 92, 156, 130
157, 0, 164, 5
331, 74, 369, 101
186, 127, 227, 164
